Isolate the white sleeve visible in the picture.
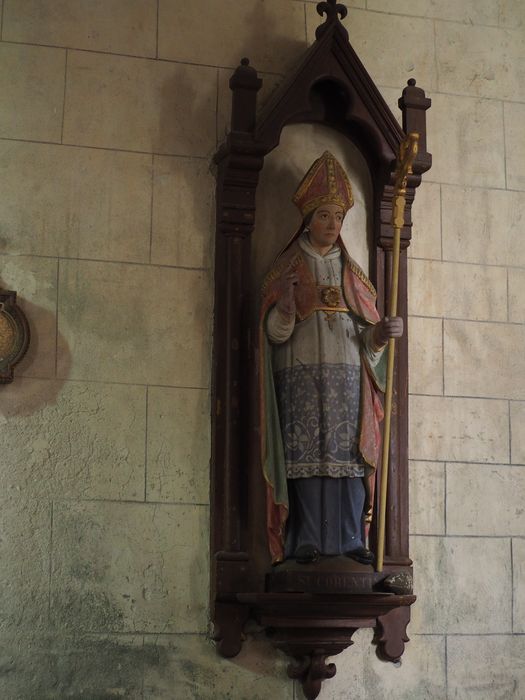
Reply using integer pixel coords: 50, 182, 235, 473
357, 320, 385, 368
266, 306, 295, 344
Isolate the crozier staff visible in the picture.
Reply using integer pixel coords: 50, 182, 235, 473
260, 151, 402, 565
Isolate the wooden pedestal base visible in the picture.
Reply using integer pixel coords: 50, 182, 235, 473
214, 559, 414, 699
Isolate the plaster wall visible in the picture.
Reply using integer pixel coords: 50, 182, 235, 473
0, 1, 524, 698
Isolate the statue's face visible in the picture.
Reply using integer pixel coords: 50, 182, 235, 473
308, 204, 345, 251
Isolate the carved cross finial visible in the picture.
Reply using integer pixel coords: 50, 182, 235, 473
316, 0, 348, 39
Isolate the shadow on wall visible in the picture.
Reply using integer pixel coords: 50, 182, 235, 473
158, 69, 201, 158
156, 0, 307, 161
239, 2, 307, 76
0, 276, 71, 416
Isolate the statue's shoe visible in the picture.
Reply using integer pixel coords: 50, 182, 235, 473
344, 547, 374, 565
294, 544, 320, 564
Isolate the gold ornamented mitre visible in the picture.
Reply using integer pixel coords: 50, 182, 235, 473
292, 151, 354, 218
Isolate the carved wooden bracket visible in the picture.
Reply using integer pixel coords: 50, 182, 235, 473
288, 653, 337, 700
211, 2, 431, 696
0, 289, 30, 384
236, 590, 414, 699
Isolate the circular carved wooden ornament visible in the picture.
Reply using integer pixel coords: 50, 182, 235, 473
0, 291, 30, 384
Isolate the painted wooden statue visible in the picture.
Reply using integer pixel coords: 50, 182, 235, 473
260, 151, 403, 565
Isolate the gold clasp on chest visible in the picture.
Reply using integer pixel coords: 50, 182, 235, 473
320, 286, 341, 307
316, 285, 349, 330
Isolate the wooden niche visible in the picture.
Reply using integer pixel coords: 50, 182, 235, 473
211, 2, 431, 698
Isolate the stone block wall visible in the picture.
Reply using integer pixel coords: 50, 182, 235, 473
0, 1, 523, 698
